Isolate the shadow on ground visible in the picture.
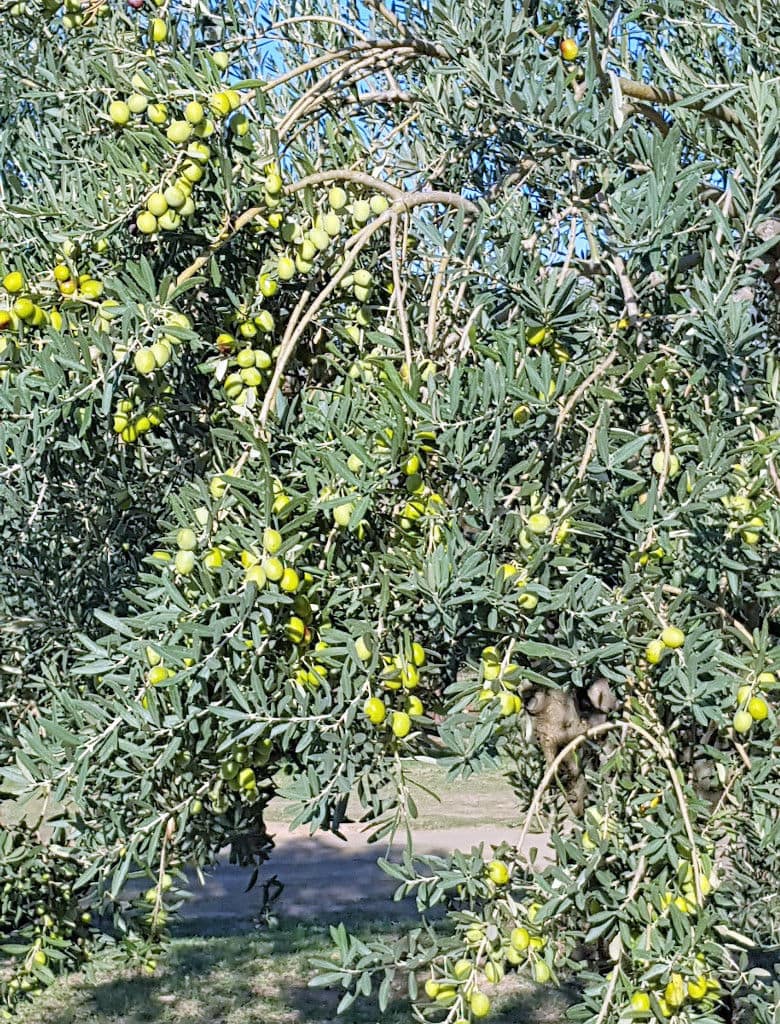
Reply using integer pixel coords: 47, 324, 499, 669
18, 826, 559, 1024
179, 823, 550, 926
33, 916, 578, 1024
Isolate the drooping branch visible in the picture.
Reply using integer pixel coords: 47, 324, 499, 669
176, 173, 474, 288
257, 189, 479, 426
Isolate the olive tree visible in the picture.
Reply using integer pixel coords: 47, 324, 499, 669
1, 0, 779, 1021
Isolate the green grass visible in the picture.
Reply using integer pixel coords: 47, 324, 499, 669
13, 915, 575, 1024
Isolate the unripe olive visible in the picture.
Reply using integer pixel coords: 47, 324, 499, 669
352, 199, 371, 223
158, 210, 181, 232
166, 120, 193, 145
733, 709, 752, 733
164, 186, 186, 209
137, 211, 157, 235
147, 103, 168, 125
209, 92, 231, 117
265, 172, 283, 195
230, 112, 249, 135
3, 271, 25, 293
150, 17, 168, 43
370, 194, 390, 215
134, 347, 156, 375
277, 256, 295, 281
146, 192, 168, 217
258, 274, 277, 298
184, 101, 205, 124
181, 161, 204, 183
109, 100, 131, 126
177, 528, 197, 551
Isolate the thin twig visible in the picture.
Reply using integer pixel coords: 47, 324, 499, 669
615, 76, 742, 128
389, 213, 412, 366
426, 251, 450, 349
655, 402, 672, 499
660, 584, 754, 647
555, 351, 618, 437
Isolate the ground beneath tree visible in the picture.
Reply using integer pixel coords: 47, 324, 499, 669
181, 821, 552, 925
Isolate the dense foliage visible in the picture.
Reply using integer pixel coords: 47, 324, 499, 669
1, 0, 779, 1021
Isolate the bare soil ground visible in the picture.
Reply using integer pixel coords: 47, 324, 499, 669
181, 821, 551, 924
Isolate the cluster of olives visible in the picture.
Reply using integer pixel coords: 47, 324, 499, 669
342, 430, 442, 541
10, 0, 104, 31
0, 852, 92, 1009
52, 261, 104, 301
722, 490, 766, 545
477, 646, 524, 715
170, 526, 206, 576
363, 639, 427, 739
138, 646, 178, 708
112, 395, 165, 444
524, 322, 569, 363
396, 452, 438, 521
105, 55, 237, 236
136, 144, 212, 235
221, 343, 273, 406
630, 965, 720, 1018
217, 312, 276, 407
109, 82, 237, 140
657, 858, 714, 916
291, 649, 330, 690
271, 184, 389, 284
644, 624, 685, 666
580, 805, 620, 851
111, 311, 190, 443
169, 727, 272, 818
1, 271, 57, 378
499, 562, 541, 612
241, 532, 318, 650
1, 271, 52, 331
2, 264, 106, 331
239, 526, 296, 589
424, 893, 552, 1021
206, 467, 293, 514
397, 487, 446, 536
138, 871, 174, 932
210, 736, 273, 810
158, 519, 320, 652
732, 672, 773, 734
330, 184, 390, 226
514, 501, 572, 557
0, 252, 113, 380
256, 166, 285, 210
631, 542, 666, 568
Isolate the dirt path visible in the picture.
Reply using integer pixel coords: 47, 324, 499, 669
180, 822, 552, 925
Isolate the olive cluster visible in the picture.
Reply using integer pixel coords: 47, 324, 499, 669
362, 638, 427, 739
0, 840, 93, 1011
11, 0, 107, 32
476, 646, 524, 716
113, 310, 191, 443
0, 255, 108, 381
423, 887, 552, 1022
105, 52, 237, 237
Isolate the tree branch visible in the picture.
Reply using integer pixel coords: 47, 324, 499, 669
616, 77, 742, 128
